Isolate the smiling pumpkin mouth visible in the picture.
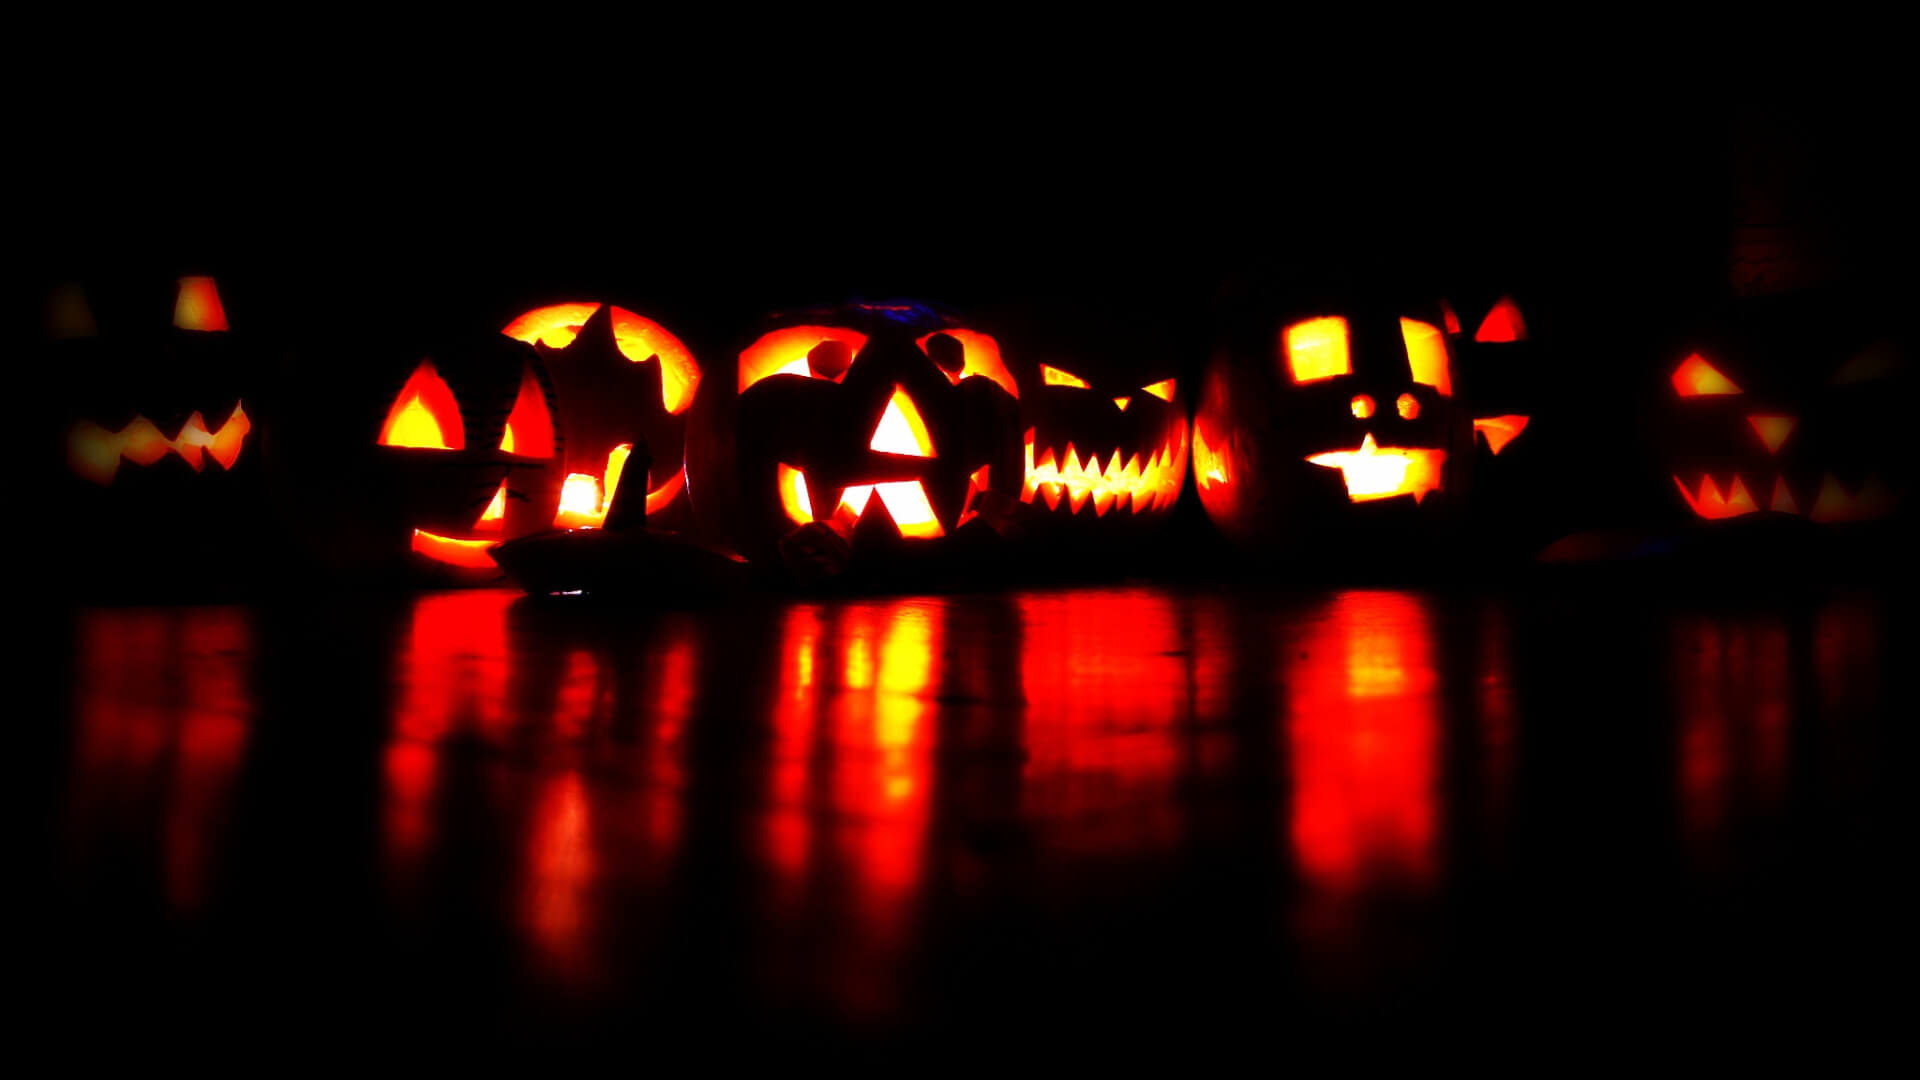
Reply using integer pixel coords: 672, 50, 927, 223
412, 444, 686, 570
1021, 428, 1186, 516
1673, 471, 1895, 523
1306, 434, 1447, 503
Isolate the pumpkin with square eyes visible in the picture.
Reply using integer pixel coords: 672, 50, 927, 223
1658, 293, 1908, 525
1195, 294, 1473, 548
502, 301, 701, 531
684, 300, 1022, 577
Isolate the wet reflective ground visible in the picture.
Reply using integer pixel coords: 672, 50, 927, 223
31, 584, 1909, 1063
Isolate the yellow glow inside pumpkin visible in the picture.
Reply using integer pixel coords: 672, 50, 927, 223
378, 361, 465, 450
1306, 434, 1446, 503
1284, 317, 1351, 383
869, 387, 935, 458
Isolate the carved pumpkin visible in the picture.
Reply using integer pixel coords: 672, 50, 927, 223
58, 276, 253, 490
997, 305, 1189, 535
1658, 292, 1907, 526
501, 301, 701, 531
271, 331, 565, 581
685, 300, 1022, 578
1196, 293, 1473, 551
49, 275, 263, 593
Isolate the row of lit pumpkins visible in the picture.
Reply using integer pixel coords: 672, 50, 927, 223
55, 279, 1903, 583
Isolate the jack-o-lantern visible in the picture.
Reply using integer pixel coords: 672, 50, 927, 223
271, 331, 565, 582
1196, 294, 1473, 552
49, 275, 263, 594
58, 276, 254, 490
501, 302, 701, 531
1657, 292, 1908, 526
684, 300, 1023, 579
996, 308, 1189, 536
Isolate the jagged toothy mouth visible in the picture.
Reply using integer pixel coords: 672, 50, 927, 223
1673, 471, 1896, 523
1021, 428, 1185, 516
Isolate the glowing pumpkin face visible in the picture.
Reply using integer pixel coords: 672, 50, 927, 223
49, 274, 264, 594
685, 301, 1022, 574
1015, 356, 1188, 526
502, 302, 701, 530
59, 276, 253, 489
1659, 295, 1908, 525
1196, 297, 1473, 547
370, 334, 566, 574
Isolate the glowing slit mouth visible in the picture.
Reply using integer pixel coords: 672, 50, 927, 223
1674, 471, 1895, 523
66, 404, 252, 486
1305, 435, 1446, 503
1019, 428, 1186, 516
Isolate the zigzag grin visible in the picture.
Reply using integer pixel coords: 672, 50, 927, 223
1021, 428, 1183, 516
1673, 471, 1896, 523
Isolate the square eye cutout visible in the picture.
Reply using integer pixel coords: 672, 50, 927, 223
1283, 317, 1350, 383
1399, 319, 1452, 397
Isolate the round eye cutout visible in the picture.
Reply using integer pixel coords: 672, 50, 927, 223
1397, 393, 1420, 420
916, 330, 1019, 397
1672, 353, 1743, 397
738, 326, 872, 393
1041, 364, 1090, 389
1351, 394, 1376, 419
378, 360, 464, 450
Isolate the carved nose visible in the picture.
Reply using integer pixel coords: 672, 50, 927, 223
1747, 414, 1797, 454
1113, 396, 1131, 412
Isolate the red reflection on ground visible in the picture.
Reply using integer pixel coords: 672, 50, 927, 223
525, 770, 597, 974
761, 599, 942, 1019
1017, 589, 1193, 858
1284, 591, 1440, 893
384, 590, 515, 883
1671, 614, 1793, 860
68, 608, 254, 916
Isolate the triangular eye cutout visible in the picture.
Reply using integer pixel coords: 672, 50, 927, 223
1473, 296, 1526, 343
500, 364, 555, 457
1041, 365, 1090, 389
1672, 354, 1742, 397
378, 360, 465, 449
869, 386, 935, 457
173, 276, 229, 332
1141, 378, 1175, 402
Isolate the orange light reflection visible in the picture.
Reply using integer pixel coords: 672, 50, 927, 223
68, 608, 253, 916
1285, 591, 1440, 893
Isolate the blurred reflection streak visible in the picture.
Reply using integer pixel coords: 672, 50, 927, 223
1670, 612, 1793, 859
1017, 589, 1192, 858
382, 590, 514, 883
1284, 591, 1441, 894
1476, 605, 1518, 854
761, 599, 942, 1016
68, 607, 255, 916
